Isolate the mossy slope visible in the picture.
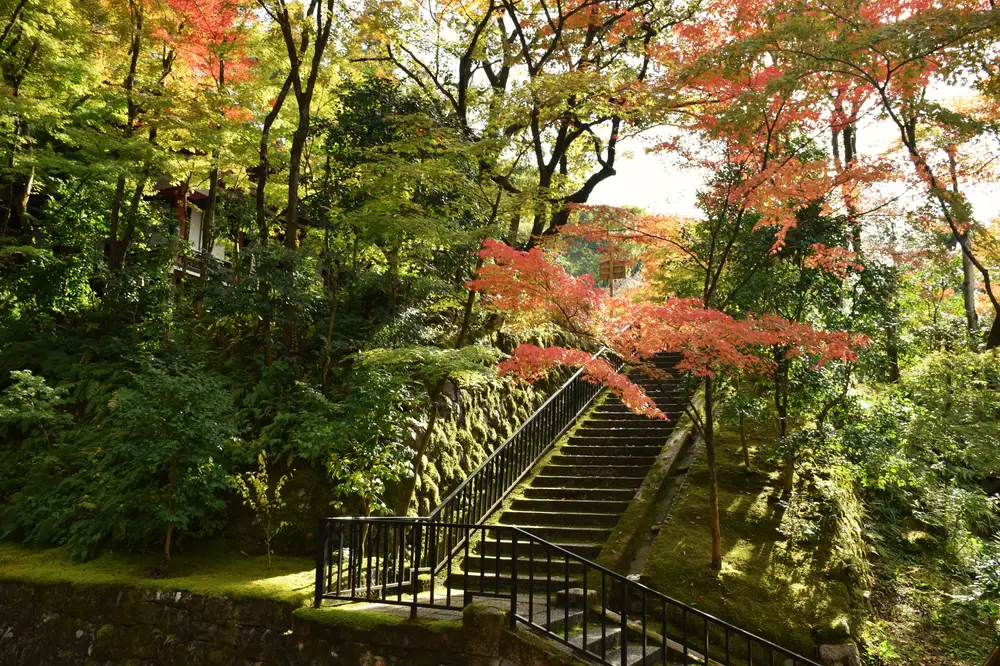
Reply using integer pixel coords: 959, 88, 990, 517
640, 431, 858, 655
0, 542, 315, 605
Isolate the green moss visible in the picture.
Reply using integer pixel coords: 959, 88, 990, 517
0, 542, 315, 605
426, 618, 463, 633
640, 431, 858, 655
595, 399, 697, 572
293, 606, 409, 630
293, 607, 461, 635
95, 623, 114, 641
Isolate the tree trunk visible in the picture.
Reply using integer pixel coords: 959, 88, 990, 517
962, 246, 979, 333
886, 317, 901, 383
320, 262, 339, 391
704, 376, 722, 571
284, 117, 308, 250
987, 315, 1000, 350
947, 145, 979, 333
983, 647, 999, 666
395, 383, 444, 516
739, 413, 751, 470
163, 454, 178, 567
774, 347, 795, 497
255, 73, 293, 243
506, 213, 521, 247
199, 162, 221, 283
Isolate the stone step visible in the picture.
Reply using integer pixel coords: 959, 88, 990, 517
511, 498, 631, 514
527, 605, 586, 634
596, 402, 682, 410
573, 427, 672, 439
530, 474, 643, 489
605, 643, 667, 666
550, 454, 658, 467
567, 625, 626, 654
618, 384, 684, 390
561, 445, 662, 457
487, 523, 613, 543
447, 571, 582, 594
539, 464, 651, 478
499, 509, 623, 528
583, 419, 677, 428
568, 436, 671, 448
582, 419, 677, 429
596, 404, 683, 412
478, 538, 604, 560
463, 554, 587, 576
522, 486, 639, 502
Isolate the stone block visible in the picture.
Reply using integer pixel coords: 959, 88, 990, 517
818, 642, 862, 666
462, 604, 506, 656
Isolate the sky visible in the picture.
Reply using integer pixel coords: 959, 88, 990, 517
589, 112, 1000, 225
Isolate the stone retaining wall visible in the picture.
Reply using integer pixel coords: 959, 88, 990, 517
0, 580, 585, 666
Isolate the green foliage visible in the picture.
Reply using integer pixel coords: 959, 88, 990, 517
1, 360, 236, 561
323, 368, 413, 515
357, 345, 500, 388
0, 370, 70, 443
69, 361, 235, 561
233, 451, 289, 570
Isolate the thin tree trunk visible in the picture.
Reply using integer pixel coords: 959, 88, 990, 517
984, 647, 999, 666
947, 145, 979, 333
199, 162, 220, 282
163, 454, 178, 567
255, 73, 294, 243
886, 314, 901, 382
284, 120, 308, 250
395, 382, 444, 516
111, 174, 148, 269
506, 213, 521, 246
320, 262, 339, 391
962, 249, 979, 332
739, 413, 751, 470
774, 347, 795, 497
704, 376, 722, 571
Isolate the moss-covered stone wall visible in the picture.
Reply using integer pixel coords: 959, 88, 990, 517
409, 372, 565, 516
0, 580, 589, 666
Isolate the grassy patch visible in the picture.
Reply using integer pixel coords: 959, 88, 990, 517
640, 431, 857, 655
0, 541, 316, 605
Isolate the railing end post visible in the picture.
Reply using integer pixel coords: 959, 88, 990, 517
313, 518, 327, 608
509, 531, 518, 631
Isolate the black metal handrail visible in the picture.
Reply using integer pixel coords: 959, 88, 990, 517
426, 346, 622, 527
314, 517, 822, 666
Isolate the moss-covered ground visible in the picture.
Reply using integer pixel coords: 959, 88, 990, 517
640, 431, 857, 655
0, 541, 316, 605
858, 522, 997, 665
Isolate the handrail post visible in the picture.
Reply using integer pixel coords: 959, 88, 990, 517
411, 521, 422, 619
313, 518, 327, 607
510, 530, 518, 630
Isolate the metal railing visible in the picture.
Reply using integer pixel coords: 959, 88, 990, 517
314, 518, 821, 666
312, 348, 821, 666
427, 347, 621, 527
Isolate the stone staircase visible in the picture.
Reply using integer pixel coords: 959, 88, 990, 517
441, 353, 693, 665
447, 351, 689, 595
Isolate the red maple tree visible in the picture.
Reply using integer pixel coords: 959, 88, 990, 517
470, 238, 868, 569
